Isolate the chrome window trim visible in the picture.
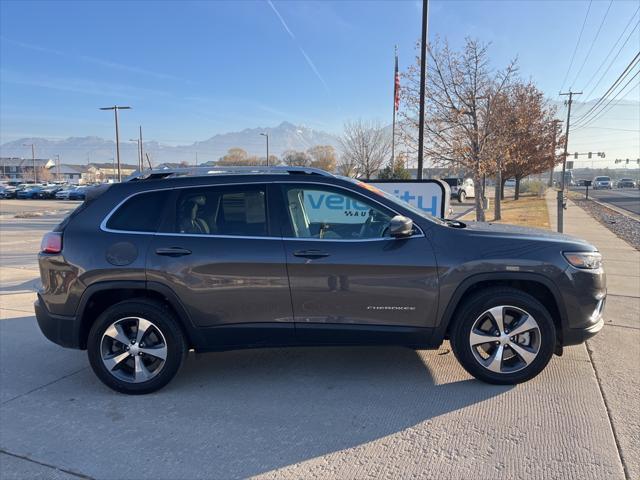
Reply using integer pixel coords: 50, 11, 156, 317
99, 180, 425, 241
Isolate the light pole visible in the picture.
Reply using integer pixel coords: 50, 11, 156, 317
260, 133, 269, 166
100, 105, 131, 181
417, 0, 429, 180
129, 139, 141, 171
22, 143, 36, 183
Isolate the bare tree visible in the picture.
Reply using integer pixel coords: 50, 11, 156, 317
340, 119, 391, 180
38, 166, 53, 183
282, 150, 311, 167
399, 38, 517, 220
336, 155, 358, 177
307, 145, 337, 172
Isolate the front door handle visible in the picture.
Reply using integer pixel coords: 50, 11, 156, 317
155, 247, 192, 257
293, 249, 330, 259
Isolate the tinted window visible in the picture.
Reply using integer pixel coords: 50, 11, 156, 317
174, 184, 267, 236
106, 190, 167, 232
282, 185, 392, 240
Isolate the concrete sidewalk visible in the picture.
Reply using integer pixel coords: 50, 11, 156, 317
547, 190, 640, 480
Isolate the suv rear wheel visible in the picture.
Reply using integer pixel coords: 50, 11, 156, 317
87, 299, 186, 394
450, 287, 556, 384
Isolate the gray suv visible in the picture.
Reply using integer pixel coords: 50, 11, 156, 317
35, 167, 606, 394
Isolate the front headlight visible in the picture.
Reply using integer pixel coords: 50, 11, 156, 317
563, 251, 602, 269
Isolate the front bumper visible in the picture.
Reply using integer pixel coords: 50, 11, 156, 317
563, 316, 605, 346
34, 296, 82, 349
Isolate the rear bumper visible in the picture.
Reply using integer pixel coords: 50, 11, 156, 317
34, 296, 82, 349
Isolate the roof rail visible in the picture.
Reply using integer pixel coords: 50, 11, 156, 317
126, 165, 334, 181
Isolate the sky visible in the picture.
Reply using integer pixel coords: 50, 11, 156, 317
0, 0, 638, 164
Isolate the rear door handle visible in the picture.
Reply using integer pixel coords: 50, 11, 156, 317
155, 247, 192, 257
293, 249, 330, 259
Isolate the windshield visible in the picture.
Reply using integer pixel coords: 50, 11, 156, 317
595, 177, 610, 181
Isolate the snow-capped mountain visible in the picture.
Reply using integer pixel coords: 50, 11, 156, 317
0, 122, 342, 165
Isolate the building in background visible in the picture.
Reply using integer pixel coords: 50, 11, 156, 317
82, 163, 138, 183
57, 164, 86, 184
0, 157, 55, 181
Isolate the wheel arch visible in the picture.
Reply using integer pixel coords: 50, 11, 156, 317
435, 273, 568, 349
76, 281, 200, 349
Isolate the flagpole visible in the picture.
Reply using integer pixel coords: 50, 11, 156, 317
391, 45, 398, 164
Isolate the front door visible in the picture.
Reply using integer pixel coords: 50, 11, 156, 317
146, 183, 294, 347
277, 183, 439, 344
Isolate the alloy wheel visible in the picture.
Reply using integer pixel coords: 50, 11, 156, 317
100, 317, 168, 383
468, 305, 541, 374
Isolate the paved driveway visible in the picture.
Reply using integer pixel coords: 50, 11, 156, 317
0, 198, 632, 479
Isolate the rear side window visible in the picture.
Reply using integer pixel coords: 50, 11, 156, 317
106, 190, 168, 232
172, 184, 268, 236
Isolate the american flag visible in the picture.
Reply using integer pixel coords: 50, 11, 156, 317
394, 52, 400, 111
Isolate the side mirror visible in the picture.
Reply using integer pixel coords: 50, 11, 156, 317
389, 215, 414, 238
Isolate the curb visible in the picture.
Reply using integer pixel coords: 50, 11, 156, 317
583, 197, 640, 222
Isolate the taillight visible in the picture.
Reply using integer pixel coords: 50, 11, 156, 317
41, 232, 62, 254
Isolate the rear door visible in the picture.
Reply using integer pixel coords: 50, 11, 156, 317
276, 182, 439, 344
146, 183, 294, 348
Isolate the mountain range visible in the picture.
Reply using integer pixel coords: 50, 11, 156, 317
0, 122, 342, 166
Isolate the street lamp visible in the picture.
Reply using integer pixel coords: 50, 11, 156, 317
22, 143, 36, 183
260, 133, 269, 166
100, 105, 131, 181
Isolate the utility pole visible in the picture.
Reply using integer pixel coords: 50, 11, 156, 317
129, 139, 141, 171
22, 143, 36, 183
417, 0, 429, 180
55, 154, 61, 181
557, 91, 581, 232
260, 133, 269, 166
100, 105, 131, 181
139, 126, 144, 171
548, 119, 562, 187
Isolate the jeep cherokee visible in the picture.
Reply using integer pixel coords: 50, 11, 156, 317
35, 166, 606, 394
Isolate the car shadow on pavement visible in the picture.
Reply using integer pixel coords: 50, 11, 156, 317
159, 346, 513, 478
0, 319, 513, 479
0, 278, 40, 293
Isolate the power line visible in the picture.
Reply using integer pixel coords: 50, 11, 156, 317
573, 74, 640, 131
559, 0, 593, 93
572, 52, 640, 125
581, 6, 639, 93
583, 17, 640, 99
570, 0, 614, 89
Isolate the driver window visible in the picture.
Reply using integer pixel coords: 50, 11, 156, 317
284, 186, 392, 240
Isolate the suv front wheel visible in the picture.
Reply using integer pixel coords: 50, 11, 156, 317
450, 287, 556, 384
87, 299, 187, 394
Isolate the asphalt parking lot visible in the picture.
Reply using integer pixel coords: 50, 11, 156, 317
0, 198, 637, 480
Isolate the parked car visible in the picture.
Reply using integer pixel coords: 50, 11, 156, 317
35, 166, 606, 394
504, 179, 516, 187
592, 176, 612, 190
55, 187, 76, 200
616, 178, 636, 188
16, 185, 44, 199
0, 185, 18, 199
36, 185, 63, 199
443, 177, 475, 202
67, 186, 89, 200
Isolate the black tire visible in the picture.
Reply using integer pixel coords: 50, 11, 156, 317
87, 299, 187, 394
458, 190, 466, 203
450, 287, 556, 385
